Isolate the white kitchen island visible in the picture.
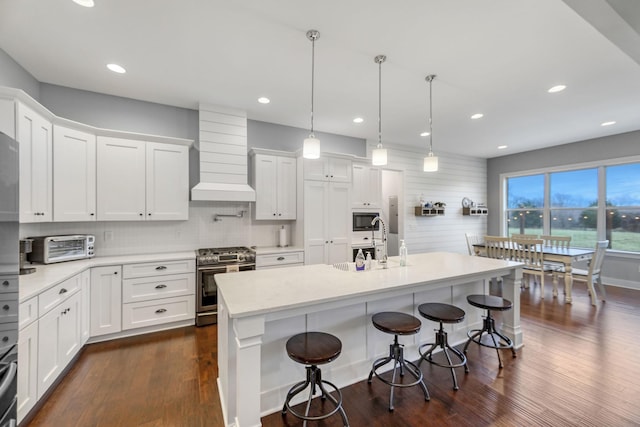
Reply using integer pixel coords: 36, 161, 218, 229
216, 252, 523, 427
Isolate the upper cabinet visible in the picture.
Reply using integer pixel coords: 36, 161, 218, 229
303, 156, 352, 182
16, 102, 53, 223
97, 137, 189, 221
351, 162, 381, 209
250, 151, 296, 220
53, 125, 97, 222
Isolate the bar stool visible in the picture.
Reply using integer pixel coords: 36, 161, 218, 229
367, 312, 430, 412
463, 294, 517, 370
282, 331, 349, 426
417, 303, 468, 390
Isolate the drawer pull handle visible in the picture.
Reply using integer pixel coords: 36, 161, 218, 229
155, 266, 167, 271
155, 308, 167, 314
277, 257, 285, 261
155, 284, 167, 289
2, 281, 9, 287
59, 288, 68, 295
2, 305, 9, 311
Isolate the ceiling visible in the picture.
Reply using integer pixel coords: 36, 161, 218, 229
1, 0, 640, 158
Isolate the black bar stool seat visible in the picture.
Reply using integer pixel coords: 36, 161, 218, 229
463, 294, 517, 370
417, 303, 468, 390
368, 312, 430, 412
282, 332, 349, 426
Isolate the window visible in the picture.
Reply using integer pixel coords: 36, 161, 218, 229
504, 162, 640, 253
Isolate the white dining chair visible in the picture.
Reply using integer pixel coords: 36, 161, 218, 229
511, 233, 539, 240
511, 238, 553, 297
484, 236, 511, 260
553, 240, 608, 306
465, 233, 483, 256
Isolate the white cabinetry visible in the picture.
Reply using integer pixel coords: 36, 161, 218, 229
256, 251, 304, 269
17, 303, 38, 422
122, 259, 195, 330
352, 163, 381, 208
90, 266, 122, 337
303, 156, 352, 182
0, 97, 15, 138
304, 180, 351, 265
37, 274, 82, 399
251, 152, 296, 220
97, 137, 189, 221
16, 101, 52, 223
80, 269, 91, 345
53, 125, 97, 222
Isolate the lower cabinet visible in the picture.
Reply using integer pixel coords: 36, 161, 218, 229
256, 251, 304, 269
90, 266, 122, 337
17, 312, 38, 422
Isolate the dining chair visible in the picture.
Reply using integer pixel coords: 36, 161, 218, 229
553, 240, 608, 306
465, 233, 483, 256
511, 238, 553, 297
540, 235, 571, 249
511, 233, 539, 240
484, 236, 511, 260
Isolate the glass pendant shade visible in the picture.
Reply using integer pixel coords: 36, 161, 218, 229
372, 146, 387, 166
423, 152, 438, 172
303, 136, 321, 159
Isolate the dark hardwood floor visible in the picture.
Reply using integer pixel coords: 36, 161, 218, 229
25, 280, 640, 427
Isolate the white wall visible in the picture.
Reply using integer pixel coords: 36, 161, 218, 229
368, 141, 487, 256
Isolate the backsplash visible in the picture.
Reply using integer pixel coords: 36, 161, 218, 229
19, 202, 295, 256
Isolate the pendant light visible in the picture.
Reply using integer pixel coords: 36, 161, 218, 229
303, 30, 321, 159
371, 55, 388, 166
423, 74, 438, 172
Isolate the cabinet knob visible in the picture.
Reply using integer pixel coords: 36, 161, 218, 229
330, 175, 334, 178
59, 288, 68, 295
139, 213, 144, 216
114, 271, 118, 275
155, 308, 167, 314
90, 213, 95, 216
325, 175, 329, 178
1, 336, 7, 342
2, 305, 9, 311
155, 284, 167, 289
278, 213, 282, 216
148, 213, 151, 216
273, 213, 276, 216
325, 241, 328, 244
2, 281, 9, 287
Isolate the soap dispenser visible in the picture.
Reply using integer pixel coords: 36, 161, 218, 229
399, 240, 407, 266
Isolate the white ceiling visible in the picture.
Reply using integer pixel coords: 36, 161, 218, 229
1, 0, 640, 158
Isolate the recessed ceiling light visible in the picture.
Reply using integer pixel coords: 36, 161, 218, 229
72, 0, 94, 7
471, 113, 484, 120
257, 97, 270, 104
106, 63, 126, 74
353, 117, 364, 124
548, 85, 566, 93
497, 145, 508, 150
601, 121, 616, 127
420, 132, 430, 137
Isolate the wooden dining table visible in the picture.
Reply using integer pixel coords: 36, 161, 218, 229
473, 243, 594, 303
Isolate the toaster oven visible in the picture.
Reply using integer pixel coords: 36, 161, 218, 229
27, 235, 95, 264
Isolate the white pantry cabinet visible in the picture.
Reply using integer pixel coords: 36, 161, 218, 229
53, 125, 97, 222
16, 101, 53, 223
304, 180, 351, 265
97, 137, 189, 221
251, 152, 296, 220
90, 265, 122, 337
352, 162, 381, 208
303, 156, 352, 183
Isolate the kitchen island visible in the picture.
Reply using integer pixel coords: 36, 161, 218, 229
216, 252, 523, 427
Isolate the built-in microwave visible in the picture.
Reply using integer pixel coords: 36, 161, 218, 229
352, 212, 380, 232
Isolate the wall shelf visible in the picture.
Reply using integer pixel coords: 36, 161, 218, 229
414, 206, 445, 216
462, 207, 488, 216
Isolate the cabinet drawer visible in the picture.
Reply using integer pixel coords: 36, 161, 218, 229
0, 322, 18, 353
0, 276, 18, 293
122, 273, 194, 303
0, 293, 19, 324
256, 252, 304, 268
38, 275, 81, 316
123, 259, 195, 279
122, 295, 195, 330
19, 296, 38, 330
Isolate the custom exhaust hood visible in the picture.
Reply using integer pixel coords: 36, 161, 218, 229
191, 103, 256, 202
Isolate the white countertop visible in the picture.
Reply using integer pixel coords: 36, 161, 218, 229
216, 252, 522, 319
19, 251, 196, 303
254, 246, 304, 255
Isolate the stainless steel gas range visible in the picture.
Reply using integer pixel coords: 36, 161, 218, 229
195, 246, 256, 326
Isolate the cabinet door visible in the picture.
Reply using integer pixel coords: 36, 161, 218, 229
59, 292, 81, 365
90, 266, 122, 337
18, 320, 38, 422
367, 166, 382, 208
304, 180, 328, 265
303, 157, 329, 181
351, 163, 369, 208
53, 125, 97, 222
276, 156, 297, 219
253, 154, 278, 219
37, 305, 62, 398
327, 182, 351, 264
17, 102, 52, 223
80, 269, 91, 345
328, 158, 352, 183
146, 142, 189, 220
96, 137, 146, 221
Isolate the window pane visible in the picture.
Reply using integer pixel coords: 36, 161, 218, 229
606, 208, 640, 252
507, 175, 544, 209
506, 210, 543, 236
550, 208, 596, 248
607, 164, 640, 207
550, 169, 597, 208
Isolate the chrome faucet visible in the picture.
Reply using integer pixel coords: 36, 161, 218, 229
371, 216, 388, 269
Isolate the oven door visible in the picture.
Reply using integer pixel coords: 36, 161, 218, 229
197, 264, 255, 326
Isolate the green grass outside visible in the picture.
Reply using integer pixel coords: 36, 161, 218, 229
506, 227, 640, 252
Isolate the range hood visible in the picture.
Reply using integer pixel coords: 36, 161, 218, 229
191, 103, 256, 202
